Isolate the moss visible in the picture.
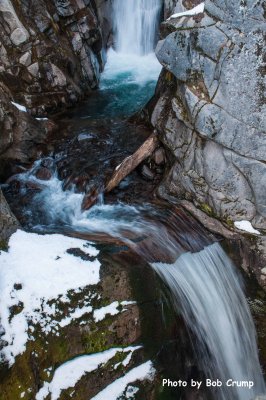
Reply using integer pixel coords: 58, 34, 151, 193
82, 330, 108, 354
225, 217, 234, 228
200, 202, 214, 217
0, 240, 8, 251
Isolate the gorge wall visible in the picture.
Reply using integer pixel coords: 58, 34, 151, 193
0, 0, 112, 178
151, 0, 265, 231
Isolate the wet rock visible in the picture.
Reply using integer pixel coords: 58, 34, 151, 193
141, 164, 155, 181
153, 147, 165, 165
0, 188, 19, 243
0, 83, 50, 180
40, 157, 55, 170
34, 167, 52, 181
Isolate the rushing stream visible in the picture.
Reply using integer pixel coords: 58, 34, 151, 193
2, 0, 266, 399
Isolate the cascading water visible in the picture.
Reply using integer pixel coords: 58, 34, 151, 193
8, 164, 266, 399
153, 244, 266, 400
113, 0, 162, 55
84, 0, 162, 118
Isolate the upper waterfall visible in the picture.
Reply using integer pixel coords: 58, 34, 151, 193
113, 0, 162, 55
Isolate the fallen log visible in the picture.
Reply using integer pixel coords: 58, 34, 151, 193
105, 131, 159, 192
82, 131, 159, 211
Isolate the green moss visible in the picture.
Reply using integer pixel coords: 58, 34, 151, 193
0, 240, 8, 251
82, 329, 109, 354
200, 202, 214, 216
225, 217, 234, 228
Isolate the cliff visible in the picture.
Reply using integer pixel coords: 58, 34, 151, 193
151, 0, 265, 231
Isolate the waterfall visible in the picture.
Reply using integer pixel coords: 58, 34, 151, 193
153, 243, 266, 400
113, 0, 162, 55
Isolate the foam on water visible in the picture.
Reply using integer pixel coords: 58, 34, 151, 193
101, 49, 161, 89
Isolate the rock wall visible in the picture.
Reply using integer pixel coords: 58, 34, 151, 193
153, 0, 266, 232
0, 0, 112, 176
0, 0, 112, 115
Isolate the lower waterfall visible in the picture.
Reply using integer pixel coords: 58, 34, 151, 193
153, 243, 266, 399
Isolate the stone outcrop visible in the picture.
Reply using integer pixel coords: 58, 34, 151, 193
152, 0, 265, 232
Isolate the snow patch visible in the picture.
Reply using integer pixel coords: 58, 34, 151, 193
234, 220, 260, 235
11, 101, 27, 112
58, 305, 93, 328
125, 385, 139, 399
91, 361, 155, 400
36, 346, 142, 400
167, 2, 205, 20
93, 301, 136, 322
0, 230, 100, 365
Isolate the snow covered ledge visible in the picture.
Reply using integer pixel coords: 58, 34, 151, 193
167, 2, 205, 20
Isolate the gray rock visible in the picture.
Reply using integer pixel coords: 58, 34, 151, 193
152, 0, 266, 230
19, 51, 31, 67
10, 28, 28, 46
27, 62, 39, 77
0, 189, 19, 242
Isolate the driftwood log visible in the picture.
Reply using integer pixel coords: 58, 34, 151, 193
82, 131, 159, 211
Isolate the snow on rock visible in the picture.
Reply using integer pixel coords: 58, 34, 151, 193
11, 101, 27, 112
125, 385, 139, 399
167, 2, 205, 20
36, 346, 142, 400
234, 220, 261, 235
0, 230, 100, 365
91, 361, 155, 400
93, 301, 136, 322
58, 305, 93, 328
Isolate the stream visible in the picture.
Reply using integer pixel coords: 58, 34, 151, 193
1, 1, 266, 399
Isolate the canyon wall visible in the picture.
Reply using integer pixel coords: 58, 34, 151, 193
0, 0, 112, 177
152, 0, 265, 232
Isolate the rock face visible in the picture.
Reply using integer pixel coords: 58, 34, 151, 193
0, 0, 112, 115
0, 82, 53, 179
0, 0, 112, 176
152, 0, 266, 231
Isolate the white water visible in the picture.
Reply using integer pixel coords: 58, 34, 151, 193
113, 0, 162, 55
97, 0, 162, 116
153, 244, 266, 400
